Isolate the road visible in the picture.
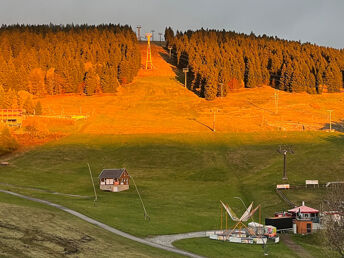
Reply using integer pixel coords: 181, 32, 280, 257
0, 189, 203, 258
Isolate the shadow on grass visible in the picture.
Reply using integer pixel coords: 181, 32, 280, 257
187, 118, 214, 132
158, 51, 186, 86
321, 120, 344, 132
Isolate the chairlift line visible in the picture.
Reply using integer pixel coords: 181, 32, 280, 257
130, 175, 150, 221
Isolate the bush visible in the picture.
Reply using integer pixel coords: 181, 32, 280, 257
0, 125, 18, 154
23, 117, 49, 138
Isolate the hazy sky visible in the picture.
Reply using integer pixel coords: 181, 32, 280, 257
1, 0, 343, 49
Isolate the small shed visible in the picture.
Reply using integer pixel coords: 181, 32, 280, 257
294, 219, 312, 234
98, 168, 129, 192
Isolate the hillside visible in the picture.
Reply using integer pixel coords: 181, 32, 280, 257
1, 42, 344, 258
38, 42, 344, 134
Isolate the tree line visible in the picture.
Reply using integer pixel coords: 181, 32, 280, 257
0, 24, 141, 101
165, 28, 344, 100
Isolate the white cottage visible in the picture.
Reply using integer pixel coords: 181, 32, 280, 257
98, 168, 130, 192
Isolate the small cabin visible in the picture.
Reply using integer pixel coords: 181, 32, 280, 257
98, 168, 129, 192
0, 109, 25, 127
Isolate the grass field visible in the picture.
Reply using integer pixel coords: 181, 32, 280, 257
0, 192, 179, 257
174, 237, 296, 258
0, 132, 343, 239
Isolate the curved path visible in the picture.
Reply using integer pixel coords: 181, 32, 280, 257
146, 231, 215, 248
0, 189, 203, 258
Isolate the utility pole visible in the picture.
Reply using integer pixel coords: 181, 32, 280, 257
136, 25, 141, 41
210, 108, 219, 132
168, 46, 172, 58
151, 30, 155, 41
145, 33, 153, 70
219, 83, 224, 97
87, 163, 97, 206
274, 89, 279, 114
327, 110, 333, 132
130, 175, 150, 221
158, 32, 163, 43
183, 68, 189, 88
277, 145, 294, 180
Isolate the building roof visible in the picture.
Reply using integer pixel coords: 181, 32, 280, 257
98, 168, 127, 179
288, 205, 319, 214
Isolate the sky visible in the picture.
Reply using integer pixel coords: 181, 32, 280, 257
1, 0, 343, 49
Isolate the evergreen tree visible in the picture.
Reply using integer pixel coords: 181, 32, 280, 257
23, 97, 35, 114
34, 101, 43, 115
324, 62, 342, 92
84, 69, 101, 96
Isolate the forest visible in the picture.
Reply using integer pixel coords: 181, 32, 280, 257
165, 28, 344, 100
0, 24, 140, 109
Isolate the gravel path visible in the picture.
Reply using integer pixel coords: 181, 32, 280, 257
0, 189, 203, 258
146, 231, 214, 248
280, 234, 312, 258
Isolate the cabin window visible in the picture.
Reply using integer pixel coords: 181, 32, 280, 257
105, 179, 114, 185
100, 178, 105, 185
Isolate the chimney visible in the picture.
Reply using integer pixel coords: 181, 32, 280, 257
302, 201, 305, 206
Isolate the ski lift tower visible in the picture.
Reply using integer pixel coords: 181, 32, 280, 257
277, 145, 294, 180
145, 33, 153, 70
136, 25, 142, 41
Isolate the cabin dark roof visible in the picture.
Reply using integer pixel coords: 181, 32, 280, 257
98, 168, 126, 179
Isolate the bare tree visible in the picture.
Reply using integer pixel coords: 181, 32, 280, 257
322, 185, 344, 257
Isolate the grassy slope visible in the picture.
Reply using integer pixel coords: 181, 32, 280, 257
0, 132, 343, 239
173, 238, 296, 258
0, 193, 180, 258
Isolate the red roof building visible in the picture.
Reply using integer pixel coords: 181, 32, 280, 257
288, 202, 320, 224
288, 205, 319, 214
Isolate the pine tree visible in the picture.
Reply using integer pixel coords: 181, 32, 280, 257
0, 84, 4, 108
23, 97, 35, 114
84, 69, 101, 96
324, 62, 342, 92
34, 101, 43, 115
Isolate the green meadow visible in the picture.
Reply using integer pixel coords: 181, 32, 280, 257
0, 131, 343, 256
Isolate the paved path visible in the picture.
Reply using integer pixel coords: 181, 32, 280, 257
146, 231, 214, 248
280, 234, 312, 258
0, 189, 203, 258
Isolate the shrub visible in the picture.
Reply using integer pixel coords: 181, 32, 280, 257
0, 125, 18, 154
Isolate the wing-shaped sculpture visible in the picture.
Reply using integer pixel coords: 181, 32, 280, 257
248, 205, 260, 218
220, 200, 239, 221
239, 202, 253, 222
